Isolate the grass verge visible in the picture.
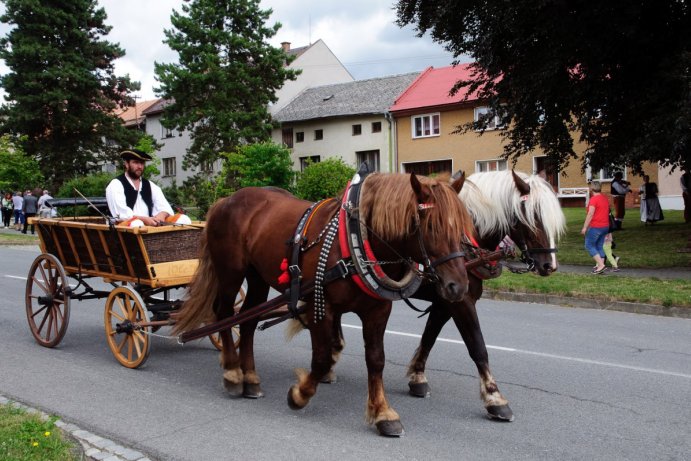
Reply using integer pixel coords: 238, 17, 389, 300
0, 403, 79, 461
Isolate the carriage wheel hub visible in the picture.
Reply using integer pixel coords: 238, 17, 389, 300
115, 320, 135, 334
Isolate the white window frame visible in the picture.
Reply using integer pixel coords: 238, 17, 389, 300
475, 158, 508, 172
162, 157, 176, 177
586, 165, 626, 183
474, 106, 505, 131
162, 126, 174, 139
411, 113, 440, 138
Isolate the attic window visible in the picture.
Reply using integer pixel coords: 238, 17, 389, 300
323, 94, 334, 101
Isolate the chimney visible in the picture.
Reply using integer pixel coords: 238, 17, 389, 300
281, 42, 291, 52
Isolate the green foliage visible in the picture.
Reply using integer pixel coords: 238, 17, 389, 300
295, 157, 355, 201
0, 403, 79, 461
396, 0, 690, 173
0, 135, 44, 191
154, 0, 299, 170
219, 142, 294, 195
182, 173, 218, 219
0, 0, 142, 189
134, 135, 162, 178
56, 173, 114, 199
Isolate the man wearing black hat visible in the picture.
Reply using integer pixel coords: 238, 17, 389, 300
105, 149, 174, 226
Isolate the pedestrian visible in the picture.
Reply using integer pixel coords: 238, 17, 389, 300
12, 191, 23, 231
681, 167, 690, 224
22, 189, 38, 234
610, 171, 631, 230
581, 181, 610, 274
638, 175, 664, 224
37, 189, 54, 218
603, 232, 620, 272
1, 192, 13, 228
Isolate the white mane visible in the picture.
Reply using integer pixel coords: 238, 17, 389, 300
463, 170, 566, 242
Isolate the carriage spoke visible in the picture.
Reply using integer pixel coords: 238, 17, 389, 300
133, 334, 142, 357
31, 304, 49, 319
127, 338, 133, 361
115, 335, 127, 353
109, 310, 126, 322
31, 274, 49, 294
45, 309, 54, 341
35, 307, 50, 335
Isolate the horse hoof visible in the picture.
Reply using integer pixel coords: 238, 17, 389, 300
287, 386, 304, 410
486, 404, 514, 422
243, 383, 265, 399
408, 381, 430, 398
376, 420, 405, 437
320, 371, 337, 384
223, 379, 243, 397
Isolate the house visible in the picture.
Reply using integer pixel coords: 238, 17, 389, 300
272, 73, 419, 172
390, 65, 660, 207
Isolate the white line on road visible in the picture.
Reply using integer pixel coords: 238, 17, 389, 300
5, 275, 26, 280
342, 323, 691, 379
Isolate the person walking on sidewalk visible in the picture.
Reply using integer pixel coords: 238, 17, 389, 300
11, 191, 23, 231
581, 181, 610, 274
610, 171, 631, 230
603, 232, 620, 271
22, 190, 38, 234
1, 192, 13, 228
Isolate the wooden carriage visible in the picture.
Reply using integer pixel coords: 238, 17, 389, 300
25, 201, 240, 369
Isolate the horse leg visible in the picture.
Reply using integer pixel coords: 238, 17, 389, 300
238, 272, 270, 399
287, 301, 336, 410
450, 296, 514, 422
406, 302, 452, 397
321, 312, 345, 384
360, 303, 404, 437
215, 280, 245, 397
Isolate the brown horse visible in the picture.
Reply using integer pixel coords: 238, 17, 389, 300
173, 172, 474, 436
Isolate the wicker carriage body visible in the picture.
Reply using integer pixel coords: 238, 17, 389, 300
32, 217, 202, 288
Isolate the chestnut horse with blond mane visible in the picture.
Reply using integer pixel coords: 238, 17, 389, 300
173, 171, 474, 436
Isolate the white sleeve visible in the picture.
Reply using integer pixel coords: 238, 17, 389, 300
105, 179, 134, 220
150, 182, 174, 216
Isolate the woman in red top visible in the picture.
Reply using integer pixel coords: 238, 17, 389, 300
581, 181, 610, 274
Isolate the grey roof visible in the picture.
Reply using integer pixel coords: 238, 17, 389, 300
274, 72, 419, 123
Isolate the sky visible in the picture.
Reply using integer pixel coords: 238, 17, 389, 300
0, 0, 464, 101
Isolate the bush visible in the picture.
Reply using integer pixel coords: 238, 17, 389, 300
219, 142, 295, 195
56, 172, 114, 198
0, 134, 44, 191
295, 158, 355, 201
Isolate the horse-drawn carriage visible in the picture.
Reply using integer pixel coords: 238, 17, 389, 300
25, 198, 241, 368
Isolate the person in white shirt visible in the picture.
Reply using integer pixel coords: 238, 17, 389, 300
105, 149, 174, 227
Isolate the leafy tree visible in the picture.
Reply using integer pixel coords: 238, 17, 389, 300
56, 172, 114, 198
295, 157, 355, 201
218, 142, 294, 196
0, 0, 142, 189
396, 0, 690, 173
0, 134, 44, 191
154, 0, 299, 170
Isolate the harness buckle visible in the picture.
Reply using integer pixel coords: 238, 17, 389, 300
288, 265, 301, 277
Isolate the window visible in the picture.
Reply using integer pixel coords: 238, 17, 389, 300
162, 126, 174, 138
352, 124, 362, 136
474, 106, 505, 130
356, 150, 380, 172
314, 129, 323, 140
299, 155, 320, 171
162, 157, 176, 177
296, 131, 304, 143
282, 127, 294, 148
403, 159, 452, 176
412, 113, 440, 138
371, 121, 382, 133
587, 166, 624, 182
476, 159, 507, 172
201, 161, 214, 173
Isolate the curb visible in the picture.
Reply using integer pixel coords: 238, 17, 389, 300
483, 289, 691, 319
0, 394, 154, 461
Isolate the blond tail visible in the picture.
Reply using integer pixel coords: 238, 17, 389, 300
173, 237, 218, 334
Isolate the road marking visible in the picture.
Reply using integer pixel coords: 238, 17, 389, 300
6, 275, 27, 280
342, 323, 691, 379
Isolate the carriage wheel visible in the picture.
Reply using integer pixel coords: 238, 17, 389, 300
208, 286, 246, 351
25, 254, 71, 348
104, 286, 151, 369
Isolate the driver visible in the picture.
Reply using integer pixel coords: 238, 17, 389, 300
105, 149, 174, 227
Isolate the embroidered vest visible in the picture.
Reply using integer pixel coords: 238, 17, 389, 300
116, 174, 153, 217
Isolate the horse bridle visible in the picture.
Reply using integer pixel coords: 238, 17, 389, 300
413, 207, 466, 284
512, 198, 557, 272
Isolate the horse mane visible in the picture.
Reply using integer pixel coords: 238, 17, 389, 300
359, 173, 474, 243
459, 179, 510, 239
467, 170, 566, 241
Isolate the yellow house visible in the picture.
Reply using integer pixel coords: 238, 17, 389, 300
390, 65, 658, 207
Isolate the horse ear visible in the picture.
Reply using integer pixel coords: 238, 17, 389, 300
511, 170, 531, 196
410, 173, 430, 202
451, 170, 465, 193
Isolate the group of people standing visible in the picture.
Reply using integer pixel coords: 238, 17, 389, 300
0, 189, 53, 234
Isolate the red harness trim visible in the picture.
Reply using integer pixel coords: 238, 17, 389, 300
338, 182, 385, 300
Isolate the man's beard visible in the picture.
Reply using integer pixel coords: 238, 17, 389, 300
126, 167, 142, 179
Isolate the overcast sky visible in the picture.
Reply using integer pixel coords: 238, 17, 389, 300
0, 0, 464, 101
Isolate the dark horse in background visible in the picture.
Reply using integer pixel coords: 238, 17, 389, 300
174, 172, 475, 436
323, 170, 565, 422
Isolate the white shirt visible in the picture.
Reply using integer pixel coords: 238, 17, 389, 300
105, 175, 174, 220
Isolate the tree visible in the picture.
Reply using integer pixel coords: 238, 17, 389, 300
218, 142, 294, 195
154, 0, 299, 170
0, 134, 44, 191
396, 0, 690, 173
0, 0, 142, 189
295, 158, 355, 201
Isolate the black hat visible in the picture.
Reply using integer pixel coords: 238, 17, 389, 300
120, 149, 152, 161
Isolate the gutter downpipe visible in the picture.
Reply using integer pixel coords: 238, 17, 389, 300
385, 110, 395, 173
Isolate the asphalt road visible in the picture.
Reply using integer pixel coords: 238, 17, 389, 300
1, 245, 690, 461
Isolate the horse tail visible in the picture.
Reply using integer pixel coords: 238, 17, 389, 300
284, 315, 307, 342
173, 235, 218, 334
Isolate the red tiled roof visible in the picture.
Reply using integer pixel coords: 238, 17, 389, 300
390, 63, 481, 113
116, 99, 161, 127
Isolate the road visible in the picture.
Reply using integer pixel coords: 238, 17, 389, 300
1, 245, 690, 460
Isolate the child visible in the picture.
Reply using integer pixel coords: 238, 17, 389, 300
603, 232, 620, 272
